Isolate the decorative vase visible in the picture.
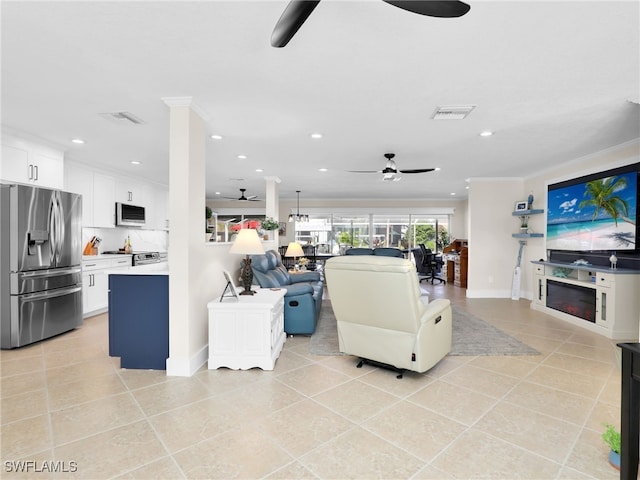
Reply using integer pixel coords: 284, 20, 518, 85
608, 449, 620, 470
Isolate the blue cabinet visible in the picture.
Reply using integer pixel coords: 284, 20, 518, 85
108, 274, 169, 370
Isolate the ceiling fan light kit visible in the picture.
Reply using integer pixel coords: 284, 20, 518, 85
349, 153, 436, 182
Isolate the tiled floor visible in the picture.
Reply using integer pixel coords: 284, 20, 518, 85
0, 284, 629, 479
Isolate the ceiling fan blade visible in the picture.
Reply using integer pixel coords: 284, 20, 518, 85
399, 168, 436, 174
271, 0, 321, 47
382, 0, 470, 18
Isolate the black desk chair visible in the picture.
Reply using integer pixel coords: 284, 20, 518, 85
418, 244, 446, 284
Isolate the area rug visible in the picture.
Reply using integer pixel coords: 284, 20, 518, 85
309, 300, 539, 356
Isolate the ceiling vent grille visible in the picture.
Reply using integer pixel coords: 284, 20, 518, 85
99, 111, 146, 125
432, 105, 476, 120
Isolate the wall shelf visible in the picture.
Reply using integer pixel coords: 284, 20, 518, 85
512, 208, 544, 238
512, 233, 544, 238
512, 209, 544, 216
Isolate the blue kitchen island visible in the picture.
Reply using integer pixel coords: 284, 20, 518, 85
108, 264, 169, 370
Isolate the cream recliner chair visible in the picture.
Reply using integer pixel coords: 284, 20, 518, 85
325, 255, 452, 375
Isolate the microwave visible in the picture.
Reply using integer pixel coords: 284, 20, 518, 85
116, 202, 145, 227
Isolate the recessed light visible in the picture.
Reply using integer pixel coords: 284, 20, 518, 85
310, 133, 323, 139
450, 192, 456, 196
131, 161, 141, 165
211, 134, 223, 140
237, 154, 247, 159
255, 168, 264, 173
215, 192, 221, 195
465, 186, 470, 190
479, 131, 494, 137
434, 167, 441, 171
318, 168, 328, 172
71, 138, 85, 144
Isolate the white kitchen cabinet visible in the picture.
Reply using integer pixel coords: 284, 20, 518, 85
83, 256, 131, 317
93, 173, 116, 228
65, 164, 94, 227
152, 186, 169, 230
115, 180, 150, 206
1, 134, 64, 189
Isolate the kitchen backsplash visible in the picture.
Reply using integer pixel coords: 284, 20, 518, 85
83, 227, 168, 254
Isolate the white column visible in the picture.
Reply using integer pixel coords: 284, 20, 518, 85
162, 96, 209, 376
264, 176, 281, 221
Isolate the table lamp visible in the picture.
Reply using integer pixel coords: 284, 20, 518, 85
229, 228, 265, 295
284, 241, 304, 270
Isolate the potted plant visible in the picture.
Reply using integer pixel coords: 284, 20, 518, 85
205, 206, 213, 233
602, 423, 621, 470
260, 217, 279, 240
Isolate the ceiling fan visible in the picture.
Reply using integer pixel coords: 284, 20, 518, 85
222, 188, 261, 201
271, 0, 471, 47
349, 153, 437, 182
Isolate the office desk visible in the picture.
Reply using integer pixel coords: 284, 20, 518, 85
618, 343, 640, 480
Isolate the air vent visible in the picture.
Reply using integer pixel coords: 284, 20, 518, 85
432, 105, 476, 120
99, 111, 146, 125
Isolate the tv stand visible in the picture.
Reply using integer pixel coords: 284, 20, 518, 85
531, 261, 640, 340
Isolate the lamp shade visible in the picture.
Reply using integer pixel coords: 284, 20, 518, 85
284, 242, 304, 258
229, 229, 265, 255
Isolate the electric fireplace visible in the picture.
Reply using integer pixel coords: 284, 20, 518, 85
546, 279, 596, 323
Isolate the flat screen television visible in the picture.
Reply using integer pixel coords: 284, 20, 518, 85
546, 162, 639, 252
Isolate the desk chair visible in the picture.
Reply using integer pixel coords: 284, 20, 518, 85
419, 244, 446, 284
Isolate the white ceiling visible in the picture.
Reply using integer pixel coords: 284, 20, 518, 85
2, 1, 639, 201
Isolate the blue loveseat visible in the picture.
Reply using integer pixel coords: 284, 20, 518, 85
249, 250, 323, 334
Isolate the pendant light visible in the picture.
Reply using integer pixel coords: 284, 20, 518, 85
288, 190, 309, 222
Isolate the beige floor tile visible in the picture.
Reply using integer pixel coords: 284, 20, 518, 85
412, 464, 456, 479
149, 395, 256, 453
43, 344, 106, 369
1, 355, 44, 378
195, 364, 276, 395
2, 449, 57, 480
1, 414, 52, 459
425, 354, 472, 379
265, 461, 318, 479
0, 342, 43, 362
358, 367, 434, 398
301, 426, 424, 479
271, 349, 315, 373
47, 373, 127, 411
1, 370, 47, 398
556, 342, 617, 364
50, 392, 144, 446
473, 401, 581, 463
275, 363, 351, 396
564, 428, 619, 479
430, 429, 561, 479
256, 398, 353, 457
585, 401, 620, 433
173, 426, 293, 479
312, 379, 399, 423
408, 379, 497, 426
117, 367, 177, 391
219, 377, 306, 419
363, 401, 467, 462
541, 351, 614, 377
504, 381, 596, 425
45, 357, 117, 386
526, 364, 607, 398
314, 354, 377, 378
131, 376, 212, 416
598, 372, 622, 406
439, 364, 521, 399
54, 420, 166, 479
468, 355, 539, 378
114, 456, 185, 479
1, 388, 48, 425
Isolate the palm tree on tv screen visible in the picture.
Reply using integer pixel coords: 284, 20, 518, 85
579, 176, 636, 227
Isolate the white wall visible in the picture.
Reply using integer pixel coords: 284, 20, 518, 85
465, 139, 639, 300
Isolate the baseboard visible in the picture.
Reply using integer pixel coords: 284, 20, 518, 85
166, 344, 209, 377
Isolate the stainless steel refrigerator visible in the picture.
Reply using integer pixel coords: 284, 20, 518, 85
0, 184, 83, 348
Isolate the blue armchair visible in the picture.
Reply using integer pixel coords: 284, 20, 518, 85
249, 250, 323, 334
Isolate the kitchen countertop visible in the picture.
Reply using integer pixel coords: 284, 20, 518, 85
105, 262, 169, 275
83, 253, 132, 261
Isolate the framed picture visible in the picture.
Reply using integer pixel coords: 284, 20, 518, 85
220, 270, 239, 301
514, 201, 528, 212
278, 222, 286, 236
